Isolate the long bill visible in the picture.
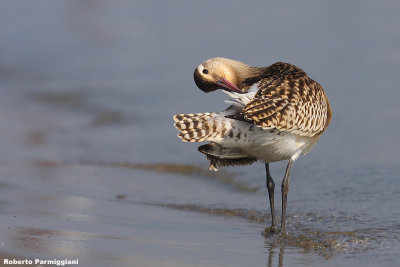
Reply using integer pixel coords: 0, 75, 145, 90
216, 78, 242, 93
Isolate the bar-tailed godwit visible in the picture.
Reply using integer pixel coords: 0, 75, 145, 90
173, 57, 332, 234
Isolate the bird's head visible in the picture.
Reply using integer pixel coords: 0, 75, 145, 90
193, 57, 247, 93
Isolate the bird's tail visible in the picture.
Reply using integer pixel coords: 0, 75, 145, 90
198, 143, 256, 171
173, 111, 257, 171
173, 112, 225, 142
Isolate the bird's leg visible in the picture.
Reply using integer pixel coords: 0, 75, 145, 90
264, 163, 277, 234
281, 159, 294, 234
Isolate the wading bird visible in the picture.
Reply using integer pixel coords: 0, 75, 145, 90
173, 58, 332, 234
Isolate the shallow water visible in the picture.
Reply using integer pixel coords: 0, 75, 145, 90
1, 1, 400, 266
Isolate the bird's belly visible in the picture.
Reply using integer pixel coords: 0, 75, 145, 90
249, 135, 303, 162
222, 128, 313, 162
215, 120, 320, 163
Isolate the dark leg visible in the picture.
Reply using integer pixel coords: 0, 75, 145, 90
265, 163, 277, 233
281, 159, 294, 234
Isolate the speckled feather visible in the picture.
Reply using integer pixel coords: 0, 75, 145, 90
205, 154, 257, 171
242, 62, 331, 137
174, 58, 332, 230
173, 112, 229, 143
174, 58, 331, 170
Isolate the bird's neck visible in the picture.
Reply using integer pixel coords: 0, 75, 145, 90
223, 59, 264, 90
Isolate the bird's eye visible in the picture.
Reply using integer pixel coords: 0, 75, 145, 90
202, 69, 209, 74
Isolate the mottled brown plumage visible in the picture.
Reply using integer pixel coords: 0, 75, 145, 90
173, 57, 332, 234
241, 62, 332, 137
189, 58, 332, 141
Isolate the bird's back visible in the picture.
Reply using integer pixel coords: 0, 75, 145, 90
241, 62, 332, 138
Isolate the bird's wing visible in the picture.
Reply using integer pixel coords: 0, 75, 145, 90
242, 70, 331, 137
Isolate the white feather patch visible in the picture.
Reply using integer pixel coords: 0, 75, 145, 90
222, 83, 259, 107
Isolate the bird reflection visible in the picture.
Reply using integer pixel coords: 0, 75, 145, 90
265, 239, 285, 267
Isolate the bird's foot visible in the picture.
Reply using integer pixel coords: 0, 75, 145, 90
262, 225, 279, 236
277, 229, 288, 237
262, 226, 289, 237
